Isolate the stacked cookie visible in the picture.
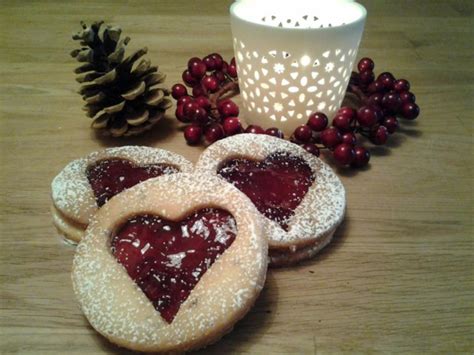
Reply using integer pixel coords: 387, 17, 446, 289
51, 135, 345, 352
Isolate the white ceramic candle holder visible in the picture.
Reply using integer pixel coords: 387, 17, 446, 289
230, 0, 367, 134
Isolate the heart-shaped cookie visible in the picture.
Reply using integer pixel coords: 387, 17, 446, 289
51, 146, 193, 243
111, 208, 237, 323
195, 134, 346, 266
217, 151, 314, 230
72, 173, 267, 352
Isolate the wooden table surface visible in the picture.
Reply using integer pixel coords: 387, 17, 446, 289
1, 0, 473, 353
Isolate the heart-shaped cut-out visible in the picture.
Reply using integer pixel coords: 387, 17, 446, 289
217, 152, 314, 230
111, 208, 237, 323
87, 158, 179, 207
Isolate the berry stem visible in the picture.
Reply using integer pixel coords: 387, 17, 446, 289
357, 129, 370, 138
209, 80, 240, 119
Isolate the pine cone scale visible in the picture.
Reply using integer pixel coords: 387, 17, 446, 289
85, 92, 106, 104
144, 89, 165, 106
91, 113, 110, 128
126, 109, 149, 126
103, 101, 125, 114
93, 69, 117, 85
144, 72, 166, 87
121, 81, 146, 100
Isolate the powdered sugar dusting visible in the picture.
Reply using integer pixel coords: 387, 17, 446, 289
165, 252, 187, 268
72, 173, 268, 352
52, 159, 95, 223
51, 146, 193, 227
195, 134, 346, 249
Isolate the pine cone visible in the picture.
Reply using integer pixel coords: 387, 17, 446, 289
71, 21, 172, 137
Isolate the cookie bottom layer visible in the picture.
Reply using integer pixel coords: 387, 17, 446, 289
269, 228, 336, 267
51, 205, 86, 244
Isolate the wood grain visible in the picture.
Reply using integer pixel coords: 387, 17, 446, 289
1, 0, 473, 353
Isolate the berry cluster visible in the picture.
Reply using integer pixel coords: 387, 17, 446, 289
283, 57, 420, 168
172, 55, 420, 169
355, 58, 419, 121
171, 53, 244, 145
288, 110, 371, 168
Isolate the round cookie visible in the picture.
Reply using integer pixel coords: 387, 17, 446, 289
51, 146, 193, 243
72, 173, 268, 352
195, 134, 346, 266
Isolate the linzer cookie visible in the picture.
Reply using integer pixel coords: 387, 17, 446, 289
72, 173, 267, 352
195, 134, 346, 266
51, 146, 192, 243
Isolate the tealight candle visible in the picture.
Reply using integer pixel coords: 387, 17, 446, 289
230, 0, 367, 134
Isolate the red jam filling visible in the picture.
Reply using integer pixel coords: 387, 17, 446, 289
217, 152, 314, 230
111, 208, 237, 323
86, 158, 179, 207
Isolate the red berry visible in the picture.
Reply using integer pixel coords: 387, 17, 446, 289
337, 106, 356, 120
399, 91, 416, 104
367, 80, 385, 94
265, 127, 284, 138
245, 125, 265, 134
187, 57, 207, 79
342, 132, 357, 145
221, 61, 229, 73
223, 117, 242, 136
359, 70, 375, 85
183, 101, 199, 117
203, 55, 216, 71
191, 107, 209, 126
213, 71, 226, 83
332, 114, 353, 132
175, 104, 188, 123
227, 64, 237, 78
357, 106, 379, 127
382, 91, 402, 113
210, 53, 224, 70
192, 85, 205, 97
301, 144, 320, 157
320, 127, 342, 149
218, 99, 239, 118
182, 69, 198, 86
230, 57, 236, 66
333, 143, 356, 166
377, 72, 395, 81
184, 125, 202, 145
201, 75, 219, 92
307, 112, 328, 132
370, 125, 389, 145
358, 57, 374, 72
394, 79, 410, 92
205, 123, 225, 144
383, 116, 399, 134
194, 96, 211, 110
177, 95, 193, 107
351, 146, 370, 168
377, 72, 395, 91
367, 93, 384, 107
401, 102, 420, 120
171, 84, 187, 100
293, 125, 312, 143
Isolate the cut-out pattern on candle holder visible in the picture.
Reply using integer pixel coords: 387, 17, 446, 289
260, 14, 347, 29
234, 38, 358, 125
